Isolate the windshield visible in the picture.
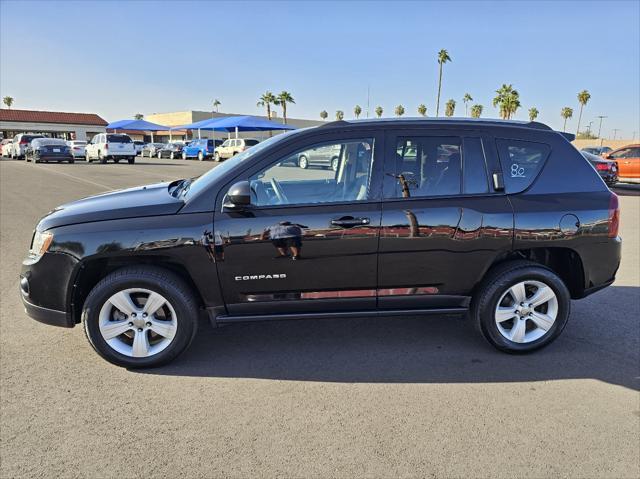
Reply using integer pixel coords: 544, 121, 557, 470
183, 130, 302, 200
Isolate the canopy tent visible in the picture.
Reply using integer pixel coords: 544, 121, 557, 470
177, 115, 295, 141
107, 119, 171, 142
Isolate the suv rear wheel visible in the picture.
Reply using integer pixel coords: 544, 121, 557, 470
471, 260, 570, 353
83, 266, 198, 368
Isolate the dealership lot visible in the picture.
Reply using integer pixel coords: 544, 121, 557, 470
0, 157, 638, 477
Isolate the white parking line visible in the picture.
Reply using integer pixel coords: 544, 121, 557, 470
13, 161, 116, 190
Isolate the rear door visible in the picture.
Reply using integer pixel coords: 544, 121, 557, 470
378, 128, 513, 310
213, 129, 384, 316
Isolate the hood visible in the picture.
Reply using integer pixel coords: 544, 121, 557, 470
38, 182, 184, 231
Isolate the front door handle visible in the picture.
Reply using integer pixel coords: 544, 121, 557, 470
331, 216, 370, 228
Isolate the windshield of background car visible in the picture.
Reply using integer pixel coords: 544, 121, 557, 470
183, 129, 304, 200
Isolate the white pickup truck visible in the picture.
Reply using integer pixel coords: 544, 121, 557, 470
86, 133, 136, 164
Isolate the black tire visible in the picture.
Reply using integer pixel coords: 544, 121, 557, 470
99, 152, 107, 164
82, 266, 199, 368
299, 155, 308, 169
470, 260, 571, 354
114, 158, 120, 164
128, 157, 135, 164
69, 159, 75, 164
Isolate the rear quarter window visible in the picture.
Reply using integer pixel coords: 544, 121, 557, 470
496, 139, 550, 194
107, 135, 132, 143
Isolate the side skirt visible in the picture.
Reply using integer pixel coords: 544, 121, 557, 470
212, 307, 468, 325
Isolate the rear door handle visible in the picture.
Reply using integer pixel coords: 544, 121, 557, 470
331, 216, 370, 227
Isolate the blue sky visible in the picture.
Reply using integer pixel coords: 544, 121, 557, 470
1, 0, 639, 138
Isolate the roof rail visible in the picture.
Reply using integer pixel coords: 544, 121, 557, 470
319, 120, 349, 128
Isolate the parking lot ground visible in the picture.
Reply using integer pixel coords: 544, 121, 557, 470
1, 157, 639, 478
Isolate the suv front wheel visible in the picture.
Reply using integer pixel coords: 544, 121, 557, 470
82, 266, 199, 368
471, 260, 571, 353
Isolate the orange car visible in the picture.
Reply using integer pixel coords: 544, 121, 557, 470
606, 144, 640, 183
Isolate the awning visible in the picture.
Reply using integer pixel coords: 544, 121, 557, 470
106, 119, 171, 131
178, 115, 295, 132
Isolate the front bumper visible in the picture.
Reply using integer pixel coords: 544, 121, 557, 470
21, 293, 73, 327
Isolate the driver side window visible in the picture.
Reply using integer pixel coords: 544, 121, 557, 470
249, 138, 375, 207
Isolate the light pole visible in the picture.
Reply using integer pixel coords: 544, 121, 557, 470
612, 128, 620, 140
596, 115, 607, 145
585, 121, 593, 137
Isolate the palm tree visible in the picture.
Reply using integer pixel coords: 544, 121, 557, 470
375, 106, 383, 118
335, 110, 344, 121
134, 113, 144, 120
354, 105, 362, 119
395, 105, 405, 117
212, 99, 221, 112
470, 104, 483, 118
256, 91, 277, 120
320, 110, 328, 121
3, 96, 14, 109
417, 104, 427, 116
275, 91, 295, 124
492, 84, 521, 119
445, 99, 456, 117
528, 107, 539, 122
561, 107, 573, 131
576, 89, 591, 135
463, 93, 473, 116
435, 49, 451, 116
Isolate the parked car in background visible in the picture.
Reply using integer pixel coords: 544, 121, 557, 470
0, 139, 12, 157
10, 133, 45, 159
214, 138, 260, 161
141, 143, 165, 158
133, 141, 145, 155
182, 139, 222, 161
581, 146, 612, 157
297, 143, 342, 170
581, 151, 618, 187
157, 142, 184, 159
26, 138, 74, 163
67, 140, 87, 160
85, 133, 136, 164
605, 144, 640, 183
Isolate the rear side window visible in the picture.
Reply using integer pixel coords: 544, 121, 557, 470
245, 139, 259, 146
107, 135, 132, 143
496, 139, 550, 193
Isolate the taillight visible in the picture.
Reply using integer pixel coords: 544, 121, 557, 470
595, 163, 608, 171
19, 139, 28, 145
608, 193, 620, 238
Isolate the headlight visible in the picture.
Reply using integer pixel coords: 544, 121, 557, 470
30, 231, 54, 257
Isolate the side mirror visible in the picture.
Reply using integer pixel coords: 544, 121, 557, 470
223, 181, 251, 209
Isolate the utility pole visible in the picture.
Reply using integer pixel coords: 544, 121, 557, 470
366, 85, 370, 119
596, 115, 607, 146
585, 121, 593, 137
632, 131, 637, 141
612, 128, 620, 140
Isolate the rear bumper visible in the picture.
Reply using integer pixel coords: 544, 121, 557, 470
36, 155, 73, 162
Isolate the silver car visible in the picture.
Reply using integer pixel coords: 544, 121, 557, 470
298, 144, 342, 171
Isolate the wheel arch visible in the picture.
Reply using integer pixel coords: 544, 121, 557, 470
479, 247, 586, 299
69, 256, 206, 324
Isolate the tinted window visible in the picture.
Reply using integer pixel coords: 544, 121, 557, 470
610, 148, 629, 159
463, 137, 489, 194
107, 135, 132, 143
496, 139, 550, 193
245, 139, 259, 146
627, 147, 640, 158
392, 137, 461, 198
249, 138, 375, 206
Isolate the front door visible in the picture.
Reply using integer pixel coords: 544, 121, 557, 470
378, 129, 513, 310
214, 131, 384, 316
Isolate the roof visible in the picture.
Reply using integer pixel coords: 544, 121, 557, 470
322, 117, 554, 131
0, 108, 108, 126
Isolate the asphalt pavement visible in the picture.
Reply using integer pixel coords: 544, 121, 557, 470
1, 157, 638, 478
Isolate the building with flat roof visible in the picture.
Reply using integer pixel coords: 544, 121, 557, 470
0, 109, 107, 141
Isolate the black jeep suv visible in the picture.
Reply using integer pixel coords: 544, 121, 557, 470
20, 119, 621, 368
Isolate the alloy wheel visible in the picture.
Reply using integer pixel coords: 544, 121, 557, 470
98, 288, 178, 358
494, 280, 558, 343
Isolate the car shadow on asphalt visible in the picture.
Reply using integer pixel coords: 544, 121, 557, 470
612, 184, 640, 197
135, 286, 640, 390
